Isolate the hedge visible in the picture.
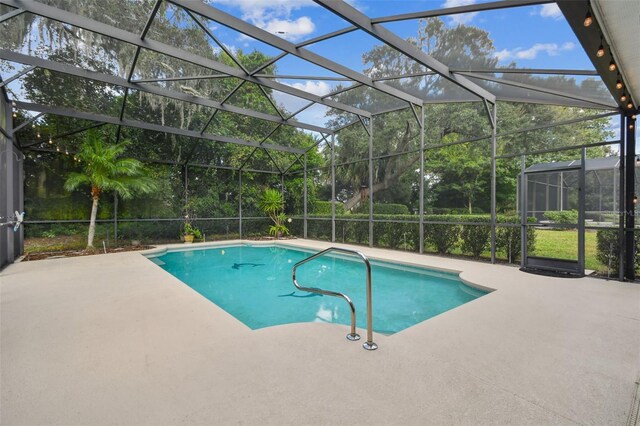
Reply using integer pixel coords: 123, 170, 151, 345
25, 212, 536, 264
543, 210, 578, 224
595, 229, 640, 275
306, 213, 535, 263
312, 201, 346, 215
354, 203, 410, 215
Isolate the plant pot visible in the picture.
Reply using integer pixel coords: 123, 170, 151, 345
184, 234, 195, 244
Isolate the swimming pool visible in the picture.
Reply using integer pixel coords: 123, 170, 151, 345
147, 244, 486, 335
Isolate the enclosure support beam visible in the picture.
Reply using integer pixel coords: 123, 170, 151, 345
314, 0, 496, 103
520, 155, 527, 268
171, 0, 423, 107
490, 103, 497, 263
0, 66, 35, 89
624, 114, 636, 280
113, 191, 118, 246
368, 117, 374, 248
578, 147, 586, 274
0, 0, 370, 119
0, 7, 23, 23
618, 113, 625, 280
331, 134, 336, 243
419, 105, 425, 254
372, 0, 553, 24
13, 101, 305, 154
239, 171, 243, 239
0, 50, 333, 135
303, 154, 308, 239
460, 72, 617, 110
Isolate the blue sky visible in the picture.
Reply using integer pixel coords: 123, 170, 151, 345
205, 0, 598, 126
208, 0, 594, 74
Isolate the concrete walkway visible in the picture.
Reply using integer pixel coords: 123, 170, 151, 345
1, 239, 639, 425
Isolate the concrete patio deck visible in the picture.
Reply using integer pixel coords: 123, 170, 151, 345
1, 239, 639, 425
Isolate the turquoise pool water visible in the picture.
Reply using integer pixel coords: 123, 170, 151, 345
148, 245, 486, 334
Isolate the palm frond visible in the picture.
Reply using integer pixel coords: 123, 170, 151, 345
63, 172, 91, 192
64, 129, 157, 199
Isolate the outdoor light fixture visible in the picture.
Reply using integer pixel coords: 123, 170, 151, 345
583, 9, 593, 27
634, 195, 638, 205
596, 37, 605, 58
620, 93, 628, 102
56, 146, 60, 152
627, 102, 634, 109
65, 149, 69, 155
36, 132, 40, 138
609, 61, 617, 72
11, 100, 16, 107
616, 78, 623, 90
12, 112, 17, 118
48, 137, 52, 144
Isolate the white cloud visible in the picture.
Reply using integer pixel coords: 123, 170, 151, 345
495, 42, 576, 62
442, 0, 478, 25
539, 3, 562, 20
286, 80, 332, 97
262, 17, 315, 41
209, 0, 316, 42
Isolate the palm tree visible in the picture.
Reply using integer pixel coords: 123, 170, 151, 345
64, 130, 157, 249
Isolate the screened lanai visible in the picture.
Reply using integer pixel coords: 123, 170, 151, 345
0, 0, 638, 279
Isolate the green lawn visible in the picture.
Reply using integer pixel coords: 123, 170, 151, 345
532, 229, 601, 271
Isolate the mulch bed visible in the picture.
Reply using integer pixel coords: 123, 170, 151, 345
23, 245, 154, 261
21, 236, 298, 261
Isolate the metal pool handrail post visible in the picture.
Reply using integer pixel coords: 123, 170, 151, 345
291, 247, 377, 351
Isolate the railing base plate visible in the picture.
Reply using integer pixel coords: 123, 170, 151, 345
363, 342, 378, 351
346, 333, 361, 341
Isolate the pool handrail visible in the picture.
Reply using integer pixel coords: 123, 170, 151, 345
291, 247, 377, 351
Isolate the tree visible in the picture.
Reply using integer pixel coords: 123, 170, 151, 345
64, 130, 157, 248
328, 17, 613, 215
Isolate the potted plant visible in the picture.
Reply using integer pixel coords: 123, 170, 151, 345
257, 188, 289, 239
182, 222, 202, 244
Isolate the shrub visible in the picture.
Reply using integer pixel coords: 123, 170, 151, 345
543, 210, 578, 224
312, 201, 345, 215
424, 223, 460, 254
355, 203, 409, 215
372, 203, 409, 215
594, 229, 640, 275
495, 216, 536, 263
460, 224, 490, 257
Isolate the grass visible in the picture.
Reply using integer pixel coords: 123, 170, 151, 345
532, 229, 601, 271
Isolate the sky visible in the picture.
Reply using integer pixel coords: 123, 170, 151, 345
207, 0, 594, 73
203, 0, 600, 126
1, 0, 609, 133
